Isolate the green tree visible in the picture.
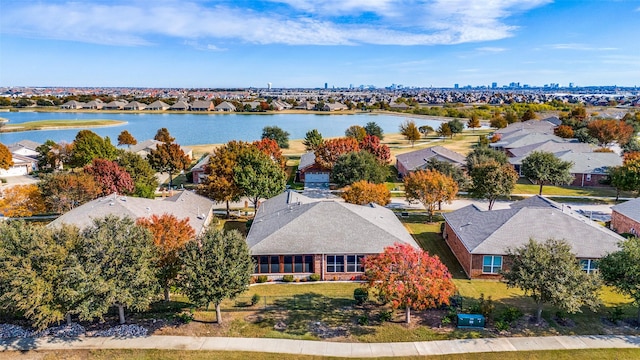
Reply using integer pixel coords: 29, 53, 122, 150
468, 161, 518, 210
467, 114, 481, 132
78, 216, 158, 324
233, 147, 287, 211
70, 130, 117, 167
262, 125, 290, 149
437, 122, 453, 138
331, 151, 390, 187
364, 121, 384, 140
521, 151, 574, 195
302, 129, 323, 151
147, 142, 190, 190
447, 119, 464, 137
154, 127, 175, 143
418, 125, 434, 138
425, 158, 469, 190
465, 147, 509, 173
345, 125, 367, 142
0, 142, 13, 170
503, 238, 601, 324
180, 228, 252, 324
116, 151, 159, 198
399, 120, 421, 146
599, 236, 640, 322
117, 130, 137, 148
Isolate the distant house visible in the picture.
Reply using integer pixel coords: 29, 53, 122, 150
190, 154, 210, 185
124, 101, 147, 111
170, 100, 190, 111
85, 99, 104, 110
389, 102, 410, 110
129, 139, 193, 159
271, 100, 292, 111
442, 196, 623, 279
191, 100, 215, 111
395, 146, 466, 178
146, 100, 170, 111
246, 191, 420, 280
323, 102, 348, 111
610, 198, 640, 236
103, 100, 128, 110
295, 152, 330, 185
59, 100, 85, 110
294, 101, 316, 110
215, 101, 236, 112
48, 191, 215, 236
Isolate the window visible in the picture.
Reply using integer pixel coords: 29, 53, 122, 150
259, 256, 268, 274
482, 255, 502, 274
304, 255, 313, 273
586, 174, 592, 182
270, 256, 280, 273
347, 255, 365, 272
283, 256, 293, 273
326, 255, 345, 273
580, 259, 598, 274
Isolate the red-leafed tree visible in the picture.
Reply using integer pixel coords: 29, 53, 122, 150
314, 137, 360, 169
253, 138, 285, 169
137, 214, 196, 302
362, 243, 456, 324
84, 158, 135, 196
359, 135, 391, 164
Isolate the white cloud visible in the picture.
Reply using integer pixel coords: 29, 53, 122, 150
476, 47, 507, 53
549, 43, 618, 51
0, 0, 552, 46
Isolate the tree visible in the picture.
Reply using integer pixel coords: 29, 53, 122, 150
468, 161, 518, 210
79, 216, 158, 324
362, 243, 456, 324
404, 169, 458, 222
418, 125, 434, 138
253, 138, 285, 169
437, 122, 453, 138
399, 120, 421, 146
587, 119, 635, 147
364, 121, 384, 140
137, 214, 195, 302
154, 127, 175, 143
467, 114, 481, 132
332, 151, 390, 187
147, 142, 190, 190
341, 180, 390, 206
314, 137, 360, 169
465, 147, 509, 173
359, 135, 391, 164
302, 129, 323, 151
197, 141, 248, 218
521, 108, 537, 121
84, 158, 135, 196
447, 119, 464, 137
0, 142, 13, 170
39, 172, 101, 213
503, 238, 601, 324
0, 221, 87, 329
0, 184, 46, 217
180, 228, 252, 324
345, 125, 367, 142
262, 125, 290, 149
490, 114, 508, 129
36, 140, 68, 172
554, 125, 575, 138
117, 130, 137, 148
521, 151, 574, 195
425, 158, 469, 190
70, 130, 117, 167
116, 151, 159, 198
599, 236, 640, 322
233, 147, 287, 211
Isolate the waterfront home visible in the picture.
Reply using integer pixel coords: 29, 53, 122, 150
146, 100, 170, 111
191, 100, 215, 111
295, 152, 330, 185
395, 146, 466, 178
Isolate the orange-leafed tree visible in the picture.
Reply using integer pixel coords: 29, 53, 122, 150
117, 130, 137, 148
341, 180, 390, 206
137, 213, 196, 302
359, 135, 391, 164
404, 169, 458, 222
38, 172, 101, 213
362, 243, 456, 324
0, 142, 13, 170
587, 119, 635, 147
554, 125, 575, 139
314, 137, 360, 169
0, 184, 46, 217
253, 138, 285, 169
84, 158, 135, 196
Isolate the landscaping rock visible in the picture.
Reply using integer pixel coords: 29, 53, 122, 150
34, 323, 86, 337
91, 324, 148, 337
274, 321, 287, 331
0, 324, 33, 338
308, 321, 348, 338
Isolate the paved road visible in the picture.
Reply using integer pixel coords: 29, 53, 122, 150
2, 335, 639, 357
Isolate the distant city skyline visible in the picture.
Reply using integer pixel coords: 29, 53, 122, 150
1, 0, 639, 88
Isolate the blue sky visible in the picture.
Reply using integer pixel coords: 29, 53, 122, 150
1, 0, 639, 88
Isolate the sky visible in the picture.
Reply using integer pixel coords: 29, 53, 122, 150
1, 0, 639, 89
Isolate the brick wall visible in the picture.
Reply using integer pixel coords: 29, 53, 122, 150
443, 222, 472, 278
611, 211, 640, 235
569, 173, 608, 187
396, 159, 408, 178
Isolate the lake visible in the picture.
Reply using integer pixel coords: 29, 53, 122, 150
0, 112, 447, 146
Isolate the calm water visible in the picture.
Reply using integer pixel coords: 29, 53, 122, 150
0, 112, 446, 146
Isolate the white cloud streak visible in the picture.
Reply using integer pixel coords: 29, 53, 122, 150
0, 0, 551, 47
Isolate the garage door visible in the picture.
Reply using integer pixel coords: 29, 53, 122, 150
305, 172, 329, 183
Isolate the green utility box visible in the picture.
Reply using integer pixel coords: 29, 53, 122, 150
456, 314, 485, 328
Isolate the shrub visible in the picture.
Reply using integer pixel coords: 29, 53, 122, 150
379, 310, 393, 322
256, 275, 268, 283
608, 306, 625, 323
251, 294, 261, 306
175, 312, 194, 324
354, 288, 369, 305
308, 273, 321, 282
282, 275, 294, 282
494, 320, 510, 331
358, 315, 369, 326
479, 293, 495, 319
441, 316, 452, 326
497, 306, 523, 323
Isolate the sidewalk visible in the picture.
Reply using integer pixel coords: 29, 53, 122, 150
2, 335, 640, 357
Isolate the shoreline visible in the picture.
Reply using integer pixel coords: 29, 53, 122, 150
1, 120, 127, 133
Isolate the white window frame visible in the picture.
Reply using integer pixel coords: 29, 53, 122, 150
580, 259, 598, 274
482, 255, 502, 274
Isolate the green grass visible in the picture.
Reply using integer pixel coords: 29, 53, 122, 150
1, 119, 125, 131
513, 179, 633, 198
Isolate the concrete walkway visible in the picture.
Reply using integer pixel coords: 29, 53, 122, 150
2, 335, 640, 357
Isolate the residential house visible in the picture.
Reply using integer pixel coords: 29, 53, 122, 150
215, 101, 236, 112
395, 146, 466, 178
323, 102, 348, 111
191, 100, 215, 111
84, 99, 104, 110
124, 101, 147, 111
295, 152, 330, 185
103, 100, 128, 110
190, 154, 210, 185
129, 139, 193, 159
271, 100, 292, 111
610, 197, 640, 236
170, 100, 190, 111
294, 101, 316, 110
0, 153, 37, 177
59, 100, 85, 110
7, 140, 40, 158
47, 191, 215, 236
556, 151, 622, 187
146, 100, 170, 111
442, 196, 623, 279
246, 191, 420, 280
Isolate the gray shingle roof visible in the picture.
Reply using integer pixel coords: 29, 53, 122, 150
47, 191, 215, 236
508, 140, 592, 158
247, 191, 420, 255
556, 151, 622, 174
611, 198, 640, 222
298, 152, 318, 170
492, 133, 562, 149
395, 146, 466, 172
443, 195, 622, 258
494, 120, 557, 137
